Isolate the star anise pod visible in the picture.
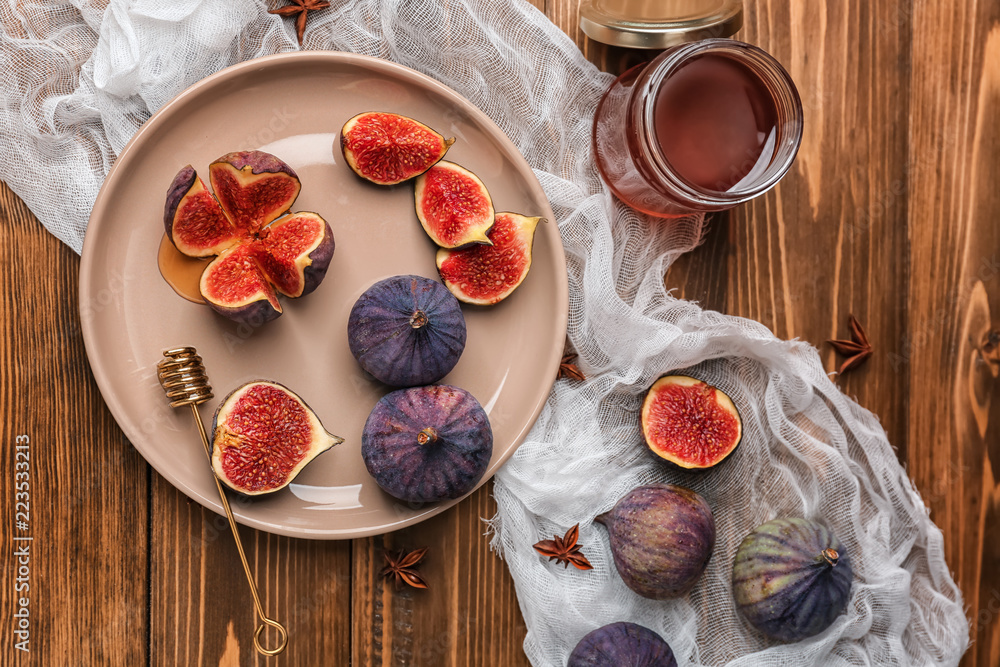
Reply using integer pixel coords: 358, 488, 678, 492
269, 0, 330, 45
558, 351, 586, 382
827, 314, 873, 374
533, 524, 593, 570
380, 547, 428, 590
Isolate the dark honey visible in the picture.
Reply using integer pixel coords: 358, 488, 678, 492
652, 53, 778, 192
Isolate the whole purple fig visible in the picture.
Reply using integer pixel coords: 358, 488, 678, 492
596, 484, 715, 600
361, 384, 492, 503
348, 274, 467, 387
732, 517, 853, 642
568, 622, 677, 667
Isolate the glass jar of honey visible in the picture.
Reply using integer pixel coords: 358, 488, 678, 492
592, 38, 803, 217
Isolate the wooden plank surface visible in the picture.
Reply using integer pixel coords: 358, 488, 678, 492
906, 2, 1000, 664
1, 1, 997, 665
0, 183, 149, 664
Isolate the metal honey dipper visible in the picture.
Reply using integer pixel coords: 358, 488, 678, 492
155, 346, 288, 656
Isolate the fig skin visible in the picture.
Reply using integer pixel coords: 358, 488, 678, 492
641, 375, 742, 471
348, 275, 467, 387
298, 218, 336, 297
732, 518, 853, 642
203, 289, 282, 326
210, 380, 344, 496
341, 112, 454, 185
215, 150, 300, 181
436, 212, 543, 305
568, 622, 677, 667
164, 165, 197, 239
361, 385, 493, 503
596, 484, 715, 600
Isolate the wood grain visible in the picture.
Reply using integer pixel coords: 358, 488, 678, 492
906, 2, 1000, 665
1, 1, 998, 665
0, 182, 149, 664
148, 474, 352, 666
352, 486, 528, 667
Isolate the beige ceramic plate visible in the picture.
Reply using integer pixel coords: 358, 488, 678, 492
80, 52, 567, 539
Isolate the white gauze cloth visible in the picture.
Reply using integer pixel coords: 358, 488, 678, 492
0, 1, 968, 665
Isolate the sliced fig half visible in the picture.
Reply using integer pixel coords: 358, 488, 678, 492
435, 212, 542, 305
641, 375, 742, 470
415, 161, 495, 248
163, 150, 334, 323
340, 112, 454, 185
254, 212, 335, 299
211, 380, 344, 495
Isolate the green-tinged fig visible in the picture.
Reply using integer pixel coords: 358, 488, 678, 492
641, 375, 742, 470
340, 111, 454, 185
164, 150, 334, 324
597, 484, 715, 599
211, 380, 344, 495
348, 275, 467, 387
568, 622, 677, 667
415, 161, 495, 248
732, 518, 853, 642
361, 385, 492, 503
436, 212, 542, 305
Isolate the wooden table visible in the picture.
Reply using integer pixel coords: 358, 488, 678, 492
2, 1, 997, 664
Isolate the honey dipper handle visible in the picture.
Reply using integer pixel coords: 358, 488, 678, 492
189, 404, 289, 656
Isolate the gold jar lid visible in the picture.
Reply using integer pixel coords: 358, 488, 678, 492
580, 0, 743, 49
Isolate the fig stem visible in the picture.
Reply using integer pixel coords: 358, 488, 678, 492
410, 310, 429, 329
594, 511, 610, 526
417, 427, 438, 445
821, 548, 839, 567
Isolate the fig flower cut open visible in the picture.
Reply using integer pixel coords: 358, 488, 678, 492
163, 150, 335, 324
211, 380, 343, 496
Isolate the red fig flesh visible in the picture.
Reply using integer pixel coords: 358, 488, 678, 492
415, 161, 495, 248
208, 151, 300, 228
211, 380, 344, 495
641, 375, 742, 470
200, 244, 282, 324
340, 112, 454, 185
164, 167, 237, 257
435, 212, 542, 305
163, 150, 335, 324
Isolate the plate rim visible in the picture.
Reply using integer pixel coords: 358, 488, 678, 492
79, 51, 568, 539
